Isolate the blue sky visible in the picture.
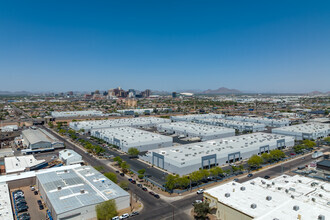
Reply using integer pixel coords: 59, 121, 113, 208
0, 0, 329, 93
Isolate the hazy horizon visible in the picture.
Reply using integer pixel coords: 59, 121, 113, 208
1, 1, 330, 93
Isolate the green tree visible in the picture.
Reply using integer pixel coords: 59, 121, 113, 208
238, 165, 244, 171
95, 199, 117, 220
48, 122, 54, 128
104, 172, 117, 183
324, 137, 330, 143
128, 147, 140, 157
59, 129, 66, 135
261, 153, 271, 163
120, 162, 130, 173
119, 181, 129, 190
189, 171, 204, 183
137, 169, 146, 175
209, 167, 223, 176
247, 155, 263, 168
113, 156, 122, 166
165, 174, 178, 191
269, 149, 285, 161
193, 202, 211, 220
177, 176, 190, 189
231, 165, 239, 173
293, 145, 305, 154
302, 140, 316, 149
94, 166, 104, 172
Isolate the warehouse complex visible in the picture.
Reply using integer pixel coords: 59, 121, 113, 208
51, 110, 107, 118
21, 128, 64, 153
36, 166, 130, 220
196, 118, 266, 132
226, 116, 290, 127
272, 123, 330, 140
70, 117, 171, 132
91, 127, 173, 152
204, 175, 330, 220
140, 133, 294, 175
171, 114, 224, 122
4, 155, 45, 174
0, 182, 14, 220
0, 125, 18, 132
157, 122, 235, 141
59, 149, 83, 165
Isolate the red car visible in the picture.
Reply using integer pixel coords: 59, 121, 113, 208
290, 153, 296, 156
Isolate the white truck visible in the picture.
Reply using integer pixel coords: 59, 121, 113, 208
312, 151, 323, 159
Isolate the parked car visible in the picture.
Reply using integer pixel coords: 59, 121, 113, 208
130, 211, 139, 216
37, 200, 42, 206
119, 213, 129, 219
120, 173, 125, 176
192, 200, 203, 205
154, 194, 160, 199
290, 153, 296, 156
131, 180, 136, 184
142, 187, 148, 191
149, 191, 155, 196
264, 175, 270, 179
39, 205, 44, 210
18, 213, 30, 220
112, 216, 119, 220
137, 184, 142, 188
34, 191, 38, 195
233, 178, 239, 182
17, 205, 28, 213
247, 173, 253, 178
115, 170, 120, 173
196, 189, 204, 194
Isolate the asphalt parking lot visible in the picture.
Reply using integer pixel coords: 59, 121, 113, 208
11, 186, 47, 220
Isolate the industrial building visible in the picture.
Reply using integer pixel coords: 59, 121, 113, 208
196, 118, 266, 133
117, 108, 171, 115
51, 110, 107, 118
157, 122, 235, 141
204, 175, 330, 220
4, 155, 45, 174
0, 148, 14, 158
0, 125, 18, 132
91, 127, 173, 152
140, 133, 294, 175
226, 116, 290, 127
21, 128, 64, 153
59, 149, 83, 165
36, 166, 130, 220
171, 114, 225, 122
70, 117, 171, 132
272, 123, 330, 140
0, 182, 14, 220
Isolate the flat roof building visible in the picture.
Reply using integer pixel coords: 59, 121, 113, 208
171, 114, 225, 122
0, 148, 14, 158
4, 155, 45, 174
140, 133, 294, 175
59, 149, 83, 165
51, 110, 107, 118
204, 175, 330, 220
0, 182, 14, 220
157, 122, 235, 141
91, 127, 173, 152
226, 116, 290, 127
0, 125, 18, 132
22, 128, 64, 153
36, 166, 130, 220
272, 123, 330, 140
196, 118, 266, 132
70, 117, 171, 132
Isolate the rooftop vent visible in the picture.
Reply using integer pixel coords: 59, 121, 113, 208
80, 189, 85, 194
57, 186, 61, 190
225, 193, 230, 198
266, 196, 272, 201
291, 195, 295, 199
240, 187, 246, 191
251, 204, 257, 209
318, 215, 325, 220
312, 198, 316, 202
293, 205, 299, 211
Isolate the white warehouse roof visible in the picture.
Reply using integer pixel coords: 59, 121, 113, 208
70, 117, 171, 131
0, 183, 14, 220
225, 116, 290, 127
205, 175, 330, 219
4, 155, 45, 174
171, 114, 225, 122
196, 118, 266, 132
51, 110, 107, 118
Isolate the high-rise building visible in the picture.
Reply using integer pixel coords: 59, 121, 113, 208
145, 89, 151, 97
172, 92, 177, 98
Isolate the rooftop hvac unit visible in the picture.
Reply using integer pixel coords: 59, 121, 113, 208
312, 198, 316, 202
266, 196, 272, 201
240, 187, 246, 191
285, 189, 289, 193
293, 205, 299, 211
225, 193, 230, 198
291, 195, 295, 199
250, 204, 257, 209
57, 186, 62, 190
318, 215, 325, 220
80, 189, 85, 194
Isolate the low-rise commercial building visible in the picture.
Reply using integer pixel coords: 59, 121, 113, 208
21, 128, 64, 153
226, 116, 290, 127
157, 122, 235, 141
51, 110, 107, 118
272, 123, 330, 140
36, 166, 130, 220
59, 149, 83, 165
204, 175, 330, 220
0, 148, 14, 158
171, 114, 225, 122
0, 182, 14, 220
91, 127, 173, 152
0, 125, 18, 132
196, 118, 266, 132
70, 117, 171, 132
140, 133, 294, 175
4, 155, 45, 174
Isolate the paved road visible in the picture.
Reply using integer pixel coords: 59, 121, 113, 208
43, 126, 196, 220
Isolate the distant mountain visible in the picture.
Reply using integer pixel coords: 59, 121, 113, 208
202, 87, 242, 94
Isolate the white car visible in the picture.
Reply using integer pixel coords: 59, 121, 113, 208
119, 213, 129, 219
112, 217, 119, 220
192, 200, 203, 205
196, 189, 204, 194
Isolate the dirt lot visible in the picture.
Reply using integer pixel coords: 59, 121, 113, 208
10, 186, 47, 220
